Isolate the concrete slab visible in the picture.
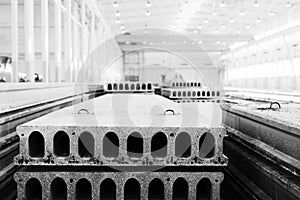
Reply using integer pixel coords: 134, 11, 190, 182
15, 94, 227, 166
15, 169, 224, 200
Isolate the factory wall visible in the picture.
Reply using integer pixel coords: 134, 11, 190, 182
0, 1, 123, 83
223, 29, 300, 91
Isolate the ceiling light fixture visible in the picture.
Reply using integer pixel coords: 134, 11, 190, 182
240, 10, 245, 16
113, 1, 119, 8
198, 25, 203, 29
185, 0, 189, 5
125, 41, 130, 45
115, 11, 120, 17
245, 24, 251, 29
217, 41, 221, 44
146, 10, 151, 16
256, 18, 262, 23
269, 11, 275, 16
213, 11, 218, 16
120, 24, 125, 29
116, 18, 120, 24
204, 19, 209, 23
254, 1, 259, 7
229, 18, 235, 23
214, 30, 219, 34
198, 40, 203, 44
221, 24, 226, 29
236, 29, 241, 34
146, 1, 152, 8
121, 30, 126, 34
220, 1, 226, 7
286, 2, 292, 8
142, 41, 147, 45
193, 30, 198, 34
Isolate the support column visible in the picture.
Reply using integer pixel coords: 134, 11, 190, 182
89, 13, 95, 82
11, 0, 18, 82
54, 0, 62, 82
64, 0, 72, 82
72, 3, 79, 82
81, 1, 87, 63
41, 0, 49, 82
24, 0, 35, 82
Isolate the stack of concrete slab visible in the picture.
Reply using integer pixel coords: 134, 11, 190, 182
14, 93, 227, 199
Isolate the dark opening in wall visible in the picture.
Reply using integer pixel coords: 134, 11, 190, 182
191, 83, 194, 87
29, 131, 45, 158
183, 83, 186, 87
119, 83, 123, 90
176, 83, 179, 87
183, 92, 186, 97
173, 91, 176, 97
26, 178, 42, 200
125, 83, 129, 90
108, 84, 112, 90
127, 132, 143, 158
172, 83, 175, 87
103, 132, 119, 158
172, 178, 188, 200
216, 91, 220, 96
187, 91, 191, 97
147, 83, 152, 90
124, 178, 140, 200
53, 131, 70, 157
131, 84, 135, 90
187, 83, 190, 87
100, 178, 116, 200
151, 132, 167, 158
202, 91, 205, 97
78, 132, 94, 158
196, 178, 212, 200
76, 178, 92, 200
207, 91, 210, 97
148, 178, 165, 200
113, 83, 118, 90
192, 91, 196, 97
50, 177, 67, 200
198, 83, 201, 87
199, 132, 215, 159
212, 91, 215, 97
142, 83, 146, 90
175, 132, 191, 158
180, 83, 183, 87
136, 83, 140, 90
178, 91, 181, 97
197, 91, 201, 97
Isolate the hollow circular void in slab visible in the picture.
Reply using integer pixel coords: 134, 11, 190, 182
78, 131, 95, 158
175, 132, 191, 158
196, 178, 212, 200
53, 131, 70, 157
103, 132, 119, 158
100, 178, 116, 200
26, 178, 42, 200
50, 177, 67, 200
151, 132, 168, 158
28, 131, 45, 158
172, 177, 188, 200
76, 178, 92, 200
124, 178, 140, 200
199, 132, 215, 159
127, 132, 143, 158
148, 178, 165, 200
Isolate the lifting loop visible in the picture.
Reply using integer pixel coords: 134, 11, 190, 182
77, 108, 90, 114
